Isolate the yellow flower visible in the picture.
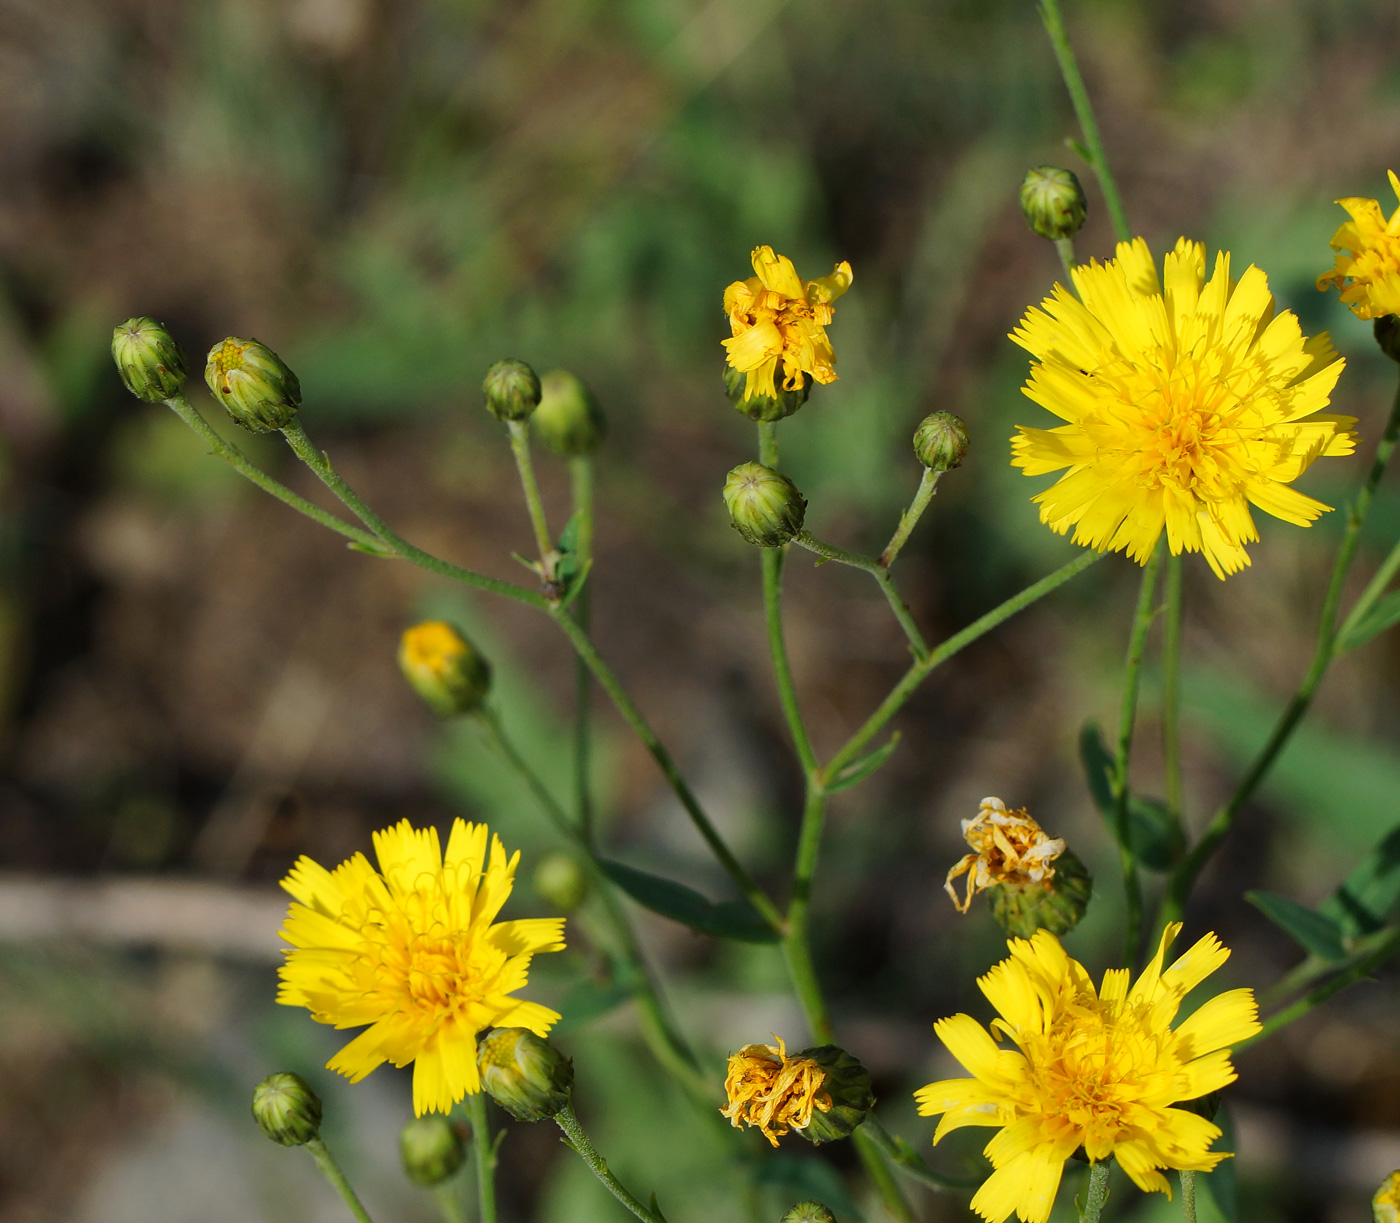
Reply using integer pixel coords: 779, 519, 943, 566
1317, 171, 1400, 319
721, 1037, 831, 1147
723, 246, 852, 402
277, 819, 565, 1115
915, 925, 1261, 1223
1011, 237, 1356, 579
945, 798, 1066, 914
1374, 1170, 1400, 1223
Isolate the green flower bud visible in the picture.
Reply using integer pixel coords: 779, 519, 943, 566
112, 317, 187, 403
533, 851, 589, 912
399, 1115, 465, 1187
204, 337, 301, 433
1020, 166, 1088, 242
533, 370, 605, 456
252, 1072, 322, 1146
723, 462, 806, 548
477, 1027, 574, 1122
987, 849, 1093, 939
1375, 316, 1400, 363
912, 411, 969, 472
1375, 1171, 1400, 1223
723, 363, 812, 423
483, 359, 542, 422
398, 621, 492, 717
795, 1046, 873, 1145
782, 1204, 837, 1223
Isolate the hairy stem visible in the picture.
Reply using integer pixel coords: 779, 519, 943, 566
795, 532, 929, 660
305, 1137, 376, 1223
1054, 235, 1078, 280
570, 455, 596, 839
879, 467, 943, 569
854, 1127, 918, 1223
1163, 553, 1185, 826
1181, 1169, 1196, 1223
466, 1093, 498, 1223
507, 419, 555, 567
556, 1104, 668, 1223
1081, 1160, 1112, 1223
432, 1180, 468, 1223
763, 549, 818, 774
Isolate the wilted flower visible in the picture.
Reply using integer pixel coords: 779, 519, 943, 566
945, 798, 1065, 914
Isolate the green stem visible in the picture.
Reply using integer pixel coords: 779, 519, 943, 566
878, 467, 943, 569
1081, 1160, 1112, 1223
555, 1104, 668, 1223
467, 1092, 498, 1223
1163, 553, 1185, 826
758, 421, 779, 467
163, 394, 379, 547
1180, 1169, 1196, 1223
1054, 235, 1079, 280
278, 421, 548, 606
783, 786, 835, 1044
304, 1137, 376, 1223
507, 419, 556, 568
570, 456, 596, 839
860, 1115, 980, 1190
1038, 0, 1132, 242
853, 1127, 918, 1223
822, 551, 1103, 783
763, 549, 818, 775
1112, 543, 1162, 969
432, 1180, 468, 1223
795, 532, 929, 661
1159, 375, 1400, 929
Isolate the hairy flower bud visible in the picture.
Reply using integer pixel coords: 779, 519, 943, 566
398, 621, 492, 717
797, 1046, 874, 1145
399, 1115, 465, 1187
1020, 166, 1088, 242
112, 317, 187, 403
912, 412, 969, 472
477, 1027, 574, 1122
988, 848, 1093, 939
205, 337, 301, 433
723, 462, 806, 548
533, 370, 605, 456
723, 363, 812, 423
252, 1072, 322, 1146
483, 359, 542, 422
783, 1204, 837, 1223
1376, 1171, 1400, 1223
533, 851, 589, 912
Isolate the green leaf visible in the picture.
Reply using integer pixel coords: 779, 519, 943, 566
825, 733, 901, 793
596, 859, 779, 943
1337, 589, 1400, 653
1077, 722, 1115, 813
1320, 821, 1400, 939
1245, 890, 1347, 961
1078, 723, 1184, 870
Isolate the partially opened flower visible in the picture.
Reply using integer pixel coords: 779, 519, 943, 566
915, 924, 1260, 1223
278, 819, 565, 1115
1317, 171, 1400, 319
723, 246, 852, 405
1012, 237, 1356, 578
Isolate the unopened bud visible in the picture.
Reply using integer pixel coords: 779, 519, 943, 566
477, 1028, 574, 1122
783, 1204, 837, 1223
1376, 1171, 1400, 1223
399, 1115, 465, 1187
723, 462, 806, 548
534, 851, 589, 912
252, 1072, 322, 1146
988, 848, 1093, 939
534, 370, 605, 456
912, 412, 969, 472
112, 317, 186, 403
398, 621, 492, 717
205, 337, 301, 433
1019, 166, 1088, 242
797, 1046, 873, 1145
483, 359, 541, 422
723, 363, 812, 423
1375, 316, 1400, 363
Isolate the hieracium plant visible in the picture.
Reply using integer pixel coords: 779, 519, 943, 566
110, 4, 1400, 1222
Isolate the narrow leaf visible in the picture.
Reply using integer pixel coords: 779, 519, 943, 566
826, 733, 901, 793
597, 859, 779, 943
1080, 723, 1182, 870
1337, 589, 1400, 653
1320, 821, 1400, 939
1245, 890, 1347, 962
1077, 722, 1115, 813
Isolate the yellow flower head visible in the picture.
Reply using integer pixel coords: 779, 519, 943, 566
277, 819, 565, 1116
1374, 1170, 1400, 1223
915, 925, 1261, 1223
945, 797, 1066, 914
1011, 237, 1356, 579
721, 1037, 831, 1147
723, 246, 853, 402
1317, 171, 1400, 319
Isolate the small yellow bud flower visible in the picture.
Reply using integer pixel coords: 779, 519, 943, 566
723, 462, 807, 548
913, 412, 970, 472
111, 316, 186, 403
721, 1038, 872, 1148
482, 358, 542, 422
1375, 1171, 1400, 1223
722, 245, 852, 406
399, 1115, 465, 1187
946, 798, 1066, 913
1019, 166, 1088, 242
533, 370, 605, 456
251, 1072, 322, 1146
1318, 171, 1400, 321
476, 1027, 574, 1122
398, 621, 492, 717
205, 337, 301, 433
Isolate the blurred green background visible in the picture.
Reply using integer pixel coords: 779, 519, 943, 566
1, 0, 1399, 1221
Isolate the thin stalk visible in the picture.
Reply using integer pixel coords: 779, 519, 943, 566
853, 1127, 918, 1223
163, 394, 378, 547
1181, 1169, 1196, 1223
758, 420, 779, 467
555, 1104, 668, 1223
1082, 1160, 1112, 1223
795, 531, 929, 660
860, 1114, 981, 1190
507, 419, 555, 567
878, 467, 942, 570
1112, 544, 1162, 969
1038, 0, 1132, 242
304, 1137, 376, 1223
570, 455, 596, 839
1337, 532, 1400, 644
1054, 235, 1078, 281
432, 1180, 468, 1223
783, 787, 835, 1045
1163, 553, 1185, 825
466, 1092, 498, 1223
763, 548, 818, 774
1160, 375, 1400, 929
822, 551, 1103, 783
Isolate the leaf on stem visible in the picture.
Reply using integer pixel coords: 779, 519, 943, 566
596, 859, 780, 943
1336, 589, 1400, 653
825, 733, 901, 793
1319, 821, 1400, 939
1078, 723, 1185, 870
1245, 891, 1347, 962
